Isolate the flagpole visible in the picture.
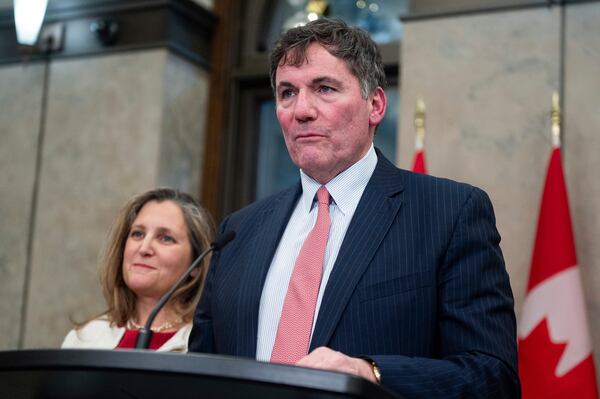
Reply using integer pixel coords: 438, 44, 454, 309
551, 91, 561, 148
411, 98, 428, 174
414, 98, 425, 151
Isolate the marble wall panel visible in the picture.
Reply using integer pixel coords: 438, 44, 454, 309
23, 50, 167, 348
564, 1, 600, 377
399, 7, 561, 320
0, 63, 44, 349
158, 53, 210, 196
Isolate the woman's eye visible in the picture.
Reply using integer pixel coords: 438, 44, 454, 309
161, 234, 175, 243
130, 230, 144, 239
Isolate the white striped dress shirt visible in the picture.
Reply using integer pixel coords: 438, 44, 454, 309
256, 144, 378, 361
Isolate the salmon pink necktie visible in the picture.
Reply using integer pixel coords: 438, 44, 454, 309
270, 186, 331, 364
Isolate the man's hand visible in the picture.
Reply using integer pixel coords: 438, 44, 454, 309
295, 346, 378, 383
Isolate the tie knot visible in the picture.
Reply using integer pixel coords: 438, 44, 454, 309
316, 186, 330, 205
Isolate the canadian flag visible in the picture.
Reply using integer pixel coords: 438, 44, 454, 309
518, 144, 599, 398
411, 135, 427, 174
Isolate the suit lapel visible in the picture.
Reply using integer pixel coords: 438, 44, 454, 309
235, 183, 302, 357
310, 153, 404, 350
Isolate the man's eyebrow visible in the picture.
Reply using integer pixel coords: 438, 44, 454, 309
276, 76, 344, 90
312, 76, 344, 86
276, 81, 295, 90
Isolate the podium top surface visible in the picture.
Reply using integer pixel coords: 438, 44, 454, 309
0, 349, 400, 399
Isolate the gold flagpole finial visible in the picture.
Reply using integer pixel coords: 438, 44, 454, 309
551, 91, 561, 147
414, 98, 426, 149
306, 0, 329, 16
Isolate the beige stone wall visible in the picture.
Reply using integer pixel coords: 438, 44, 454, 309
0, 49, 209, 348
399, 3, 599, 384
0, 63, 45, 350
158, 53, 210, 195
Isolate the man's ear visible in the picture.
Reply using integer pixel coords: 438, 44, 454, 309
368, 87, 387, 126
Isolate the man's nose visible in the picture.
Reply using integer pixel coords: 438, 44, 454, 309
294, 90, 317, 122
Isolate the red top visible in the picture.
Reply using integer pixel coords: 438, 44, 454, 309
117, 329, 177, 350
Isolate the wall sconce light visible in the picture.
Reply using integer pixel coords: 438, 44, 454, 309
90, 19, 119, 46
13, 0, 49, 46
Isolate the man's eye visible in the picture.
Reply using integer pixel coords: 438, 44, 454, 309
319, 85, 335, 94
280, 89, 295, 99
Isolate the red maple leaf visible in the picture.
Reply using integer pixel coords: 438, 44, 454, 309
519, 319, 599, 398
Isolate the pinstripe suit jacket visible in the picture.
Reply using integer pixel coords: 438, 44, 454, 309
189, 151, 519, 398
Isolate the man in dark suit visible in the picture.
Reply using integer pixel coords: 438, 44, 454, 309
189, 18, 519, 398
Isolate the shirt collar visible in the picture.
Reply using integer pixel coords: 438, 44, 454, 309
299, 144, 377, 215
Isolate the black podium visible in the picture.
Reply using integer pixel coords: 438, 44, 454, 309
0, 350, 400, 399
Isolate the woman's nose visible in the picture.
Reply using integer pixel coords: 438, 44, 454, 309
138, 235, 154, 256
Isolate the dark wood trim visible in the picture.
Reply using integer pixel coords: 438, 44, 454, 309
0, 0, 216, 67
240, 0, 269, 59
226, 78, 272, 213
200, 0, 241, 221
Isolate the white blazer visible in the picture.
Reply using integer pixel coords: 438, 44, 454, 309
61, 316, 192, 352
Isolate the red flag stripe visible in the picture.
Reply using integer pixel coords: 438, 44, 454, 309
528, 147, 577, 291
412, 150, 427, 174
